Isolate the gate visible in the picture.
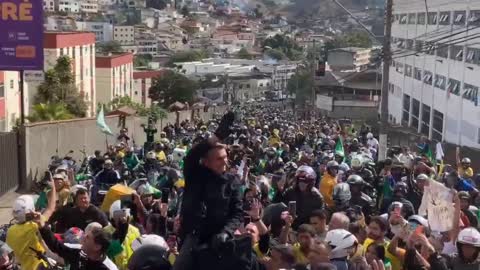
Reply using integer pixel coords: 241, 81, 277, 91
0, 132, 19, 195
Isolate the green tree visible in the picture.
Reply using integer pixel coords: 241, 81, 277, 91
35, 56, 88, 117
27, 103, 73, 122
167, 50, 208, 67
102, 96, 167, 122
263, 34, 303, 61
324, 31, 373, 51
149, 70, 197, 107
237, 48, 252, 60
134, 54, 152, 67
97, 41, 124, 54
265, 49, 287, 61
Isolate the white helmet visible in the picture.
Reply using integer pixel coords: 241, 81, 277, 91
351, 156, 363, 169
131, 234, 168, 252
146, 151, 156, 160
109, 200, 131, 220
325, 229, 358, 259
457, 227, 480, 247
12, 195, 35, 223
408, 215, 429, 228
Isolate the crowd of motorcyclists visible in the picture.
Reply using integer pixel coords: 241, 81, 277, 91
1, 103, 480, 270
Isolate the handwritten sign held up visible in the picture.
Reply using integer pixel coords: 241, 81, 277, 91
418, 180, 454, 232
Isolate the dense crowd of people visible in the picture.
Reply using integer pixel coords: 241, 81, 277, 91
2, 104, 479, 270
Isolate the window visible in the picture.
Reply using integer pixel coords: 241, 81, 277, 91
414, 67, 422, 80
450, 46, 464, 61
469, 10, 480, 25
403, 94, 410, 125
0, 84, 4, 97
437, 43, 449, 58
428, 12, 438, 25
463, 83, 479, 102
418, 13, 426, 24
439, 12, 450, 25
400, 14, 407, 24
421, 104, 431, 136
423, 71, 433, 85
411, 99, 420, 129
466, 48, 479, 64
425, 42, 435, 55
434, 75, 446, 90
405, 65, 412, 77
396, 62, 404, 74
433, 110, 444, 141
406, 39, 414, 50
60, 48, 64, 56
415, 40, 424, 53
408, 13, 416, 24
447, 79, 461, 95
454, 11, 466, 25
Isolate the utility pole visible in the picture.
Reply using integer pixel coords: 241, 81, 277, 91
380, 0, 393, 127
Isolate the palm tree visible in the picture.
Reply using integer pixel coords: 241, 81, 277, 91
27, 103, 74, 123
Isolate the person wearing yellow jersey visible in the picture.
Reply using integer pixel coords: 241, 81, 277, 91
7, 175, 57, 270
456, 147, 474, 179
363, 216, 403, 270
292, 224, 316, 265
104, 200, 140, 270
245, 198, 270, 259
320, 161, 339, 208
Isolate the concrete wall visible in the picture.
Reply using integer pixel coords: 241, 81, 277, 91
21, 105, 227, 190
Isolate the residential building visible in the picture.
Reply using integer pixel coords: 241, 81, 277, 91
327, 47, 372, 71
229, 73, 272, 102
0, 71, 20, 132
315, 70, 381, 120
113, 26, 135, 45
132, 70, 165, 106
76, 21, 114, 43
80, 0, 98, 13
96, 53, 134, 105
44, 16, 77, 31
58, 0, 80, 13
25, 32, 96, 116
388, 0, 480, 148
43, 0, 55, 12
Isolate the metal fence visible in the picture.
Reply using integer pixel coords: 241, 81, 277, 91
0, 132, 19, 195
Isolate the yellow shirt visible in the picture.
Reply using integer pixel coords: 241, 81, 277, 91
459, 167, 474, 178
363, 238, 403, 270
293, 243, 309, 265
7, 222, 46, 270
104, 224, 140, 270
156, 151, 166, 162
320, 174, 337, 207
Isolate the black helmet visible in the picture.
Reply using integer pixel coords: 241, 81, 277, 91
458, 191, 471, 201
128, 245, 171, 270
326, 160, 339, 170
394, 181, 408, 194
347, 174, 364, 186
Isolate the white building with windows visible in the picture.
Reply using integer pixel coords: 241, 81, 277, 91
113, 26, 135, 45
388, 0, 480, 148
76, 22, 113, 43
58, 0, 80, 13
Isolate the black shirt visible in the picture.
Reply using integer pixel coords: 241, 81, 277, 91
50, 205, 108, 233
39, 226, 117, 270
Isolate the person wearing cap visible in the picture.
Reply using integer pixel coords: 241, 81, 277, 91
104, 200, 140, 270
458, 191, 478, 228
406, 174, 429, 212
